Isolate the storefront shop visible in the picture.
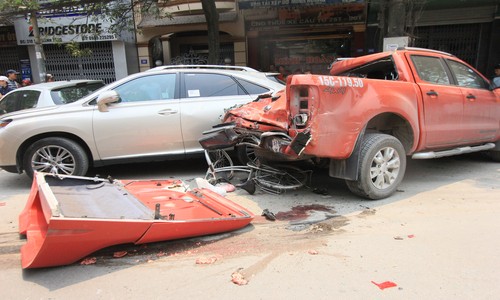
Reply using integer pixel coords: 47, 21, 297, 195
0, 26, 30, 79
12, 4, 138, 83
240, 0, 366, 74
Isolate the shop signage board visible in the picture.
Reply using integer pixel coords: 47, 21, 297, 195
246, 3, 365, 31
13, 1, 120, 45
239, 0, 364, 9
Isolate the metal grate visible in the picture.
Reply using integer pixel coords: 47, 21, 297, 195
413, 24, 481, 67
0, 46, 23, 75
172, 43, 234, 65
43, 42, 116, 84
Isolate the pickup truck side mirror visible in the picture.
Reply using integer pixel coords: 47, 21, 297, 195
96, 90, 121, 112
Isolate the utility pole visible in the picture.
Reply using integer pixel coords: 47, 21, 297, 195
30, 12, 47, 83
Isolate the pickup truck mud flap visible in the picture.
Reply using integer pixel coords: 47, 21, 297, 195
288, 131, 312, 156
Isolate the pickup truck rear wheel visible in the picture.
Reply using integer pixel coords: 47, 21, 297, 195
346, 133, 406, 200
23, 137, 89, 178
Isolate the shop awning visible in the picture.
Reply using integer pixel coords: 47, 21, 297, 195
138, 12, 238, 28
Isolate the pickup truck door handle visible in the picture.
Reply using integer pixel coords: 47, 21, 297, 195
158, 109, 178, 115
466, 94, 476, 101
426, 90, 438, 96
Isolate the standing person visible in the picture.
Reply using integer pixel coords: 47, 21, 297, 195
5, 69, 20, 90
277, 65, 288, 82
0, 76, 14, 99
22, 79, 32, 86
45, 74, 55, 82
493, 64, 500, 87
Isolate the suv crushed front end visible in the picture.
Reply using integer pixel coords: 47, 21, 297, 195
199, 89, 313, 162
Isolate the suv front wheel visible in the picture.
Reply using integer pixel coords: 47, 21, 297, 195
23, 137, 89, 178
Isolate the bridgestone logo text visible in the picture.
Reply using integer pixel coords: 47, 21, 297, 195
29, 23, 103, 36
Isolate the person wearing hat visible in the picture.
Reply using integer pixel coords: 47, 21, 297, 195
493, 64, 500, 87
45, 74, 54, 82
5, 69, 20, 90
0, 76, 14, 99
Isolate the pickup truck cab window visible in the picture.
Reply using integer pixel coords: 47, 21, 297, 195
446, 60, 489, 89
411, 55, 451, 85
337, 56, 399, 80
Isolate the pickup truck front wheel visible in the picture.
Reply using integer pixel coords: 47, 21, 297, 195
346, 133, 406, 200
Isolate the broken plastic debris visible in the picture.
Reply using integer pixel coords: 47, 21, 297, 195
407, 234, 415, 238
113, 251, 128, 258
308, 249, 319, 255
261, 209, 276, 221
371, 281, 397, 290
195, 178, 227, 196
231, 269, 248, 285
195, 257, 218, 264
216, 182, 236, 193
80, 257, 97, 265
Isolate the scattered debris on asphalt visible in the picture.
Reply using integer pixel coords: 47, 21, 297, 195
231, 268, 248, 285
261, 208, 276, 221
195, 256, 219, 264
371, 280, 397, 290
113, 251, 128, 258
308, 249, 319, 255
80, 257, 97, 265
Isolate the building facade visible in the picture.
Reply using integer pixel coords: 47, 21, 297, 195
3, 2, 139, 84
1, 1, 498, 82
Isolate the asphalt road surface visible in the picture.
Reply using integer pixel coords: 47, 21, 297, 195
1, 154, 499, 299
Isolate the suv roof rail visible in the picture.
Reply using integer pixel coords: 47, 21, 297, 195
397, 47, 454, 57
146, 65, 259, 72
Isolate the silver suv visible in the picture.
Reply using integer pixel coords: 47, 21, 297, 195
0, 66, 284, 177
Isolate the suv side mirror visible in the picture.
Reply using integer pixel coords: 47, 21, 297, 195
97, 90, 120, 112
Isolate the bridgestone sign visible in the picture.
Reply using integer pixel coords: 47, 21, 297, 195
14, 13, 117, 45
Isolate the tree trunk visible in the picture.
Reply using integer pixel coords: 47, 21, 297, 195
201, 0, 220, 64
387, 0, 407, 37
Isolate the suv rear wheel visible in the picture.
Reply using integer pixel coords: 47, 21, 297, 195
23, 137, 89, 178
346, 133, 406, 200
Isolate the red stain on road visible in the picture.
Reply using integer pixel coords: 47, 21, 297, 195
275, 204, 334, 221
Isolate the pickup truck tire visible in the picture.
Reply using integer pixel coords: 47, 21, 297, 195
486, 150, 500, 162
23, 137, 89, 178
346, 133, 406, 200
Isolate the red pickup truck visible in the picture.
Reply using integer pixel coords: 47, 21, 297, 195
200, 48, 500, 199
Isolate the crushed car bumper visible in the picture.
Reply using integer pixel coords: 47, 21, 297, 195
199, 123, 312, 160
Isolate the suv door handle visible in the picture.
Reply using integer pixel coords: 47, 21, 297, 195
158, 109, 178, 115
466, 94, 476, 101
426, 90, 438, 96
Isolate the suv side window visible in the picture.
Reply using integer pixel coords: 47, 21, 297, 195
115, 74, 176, 102
446, 60, 489, 89
411, 55, 451, 85
184, 73, 245, 97
234, 78, 270, 95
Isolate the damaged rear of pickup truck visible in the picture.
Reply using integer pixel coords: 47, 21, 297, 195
200, 47, 500, 200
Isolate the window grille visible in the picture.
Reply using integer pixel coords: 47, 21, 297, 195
413, 24, 481, 67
